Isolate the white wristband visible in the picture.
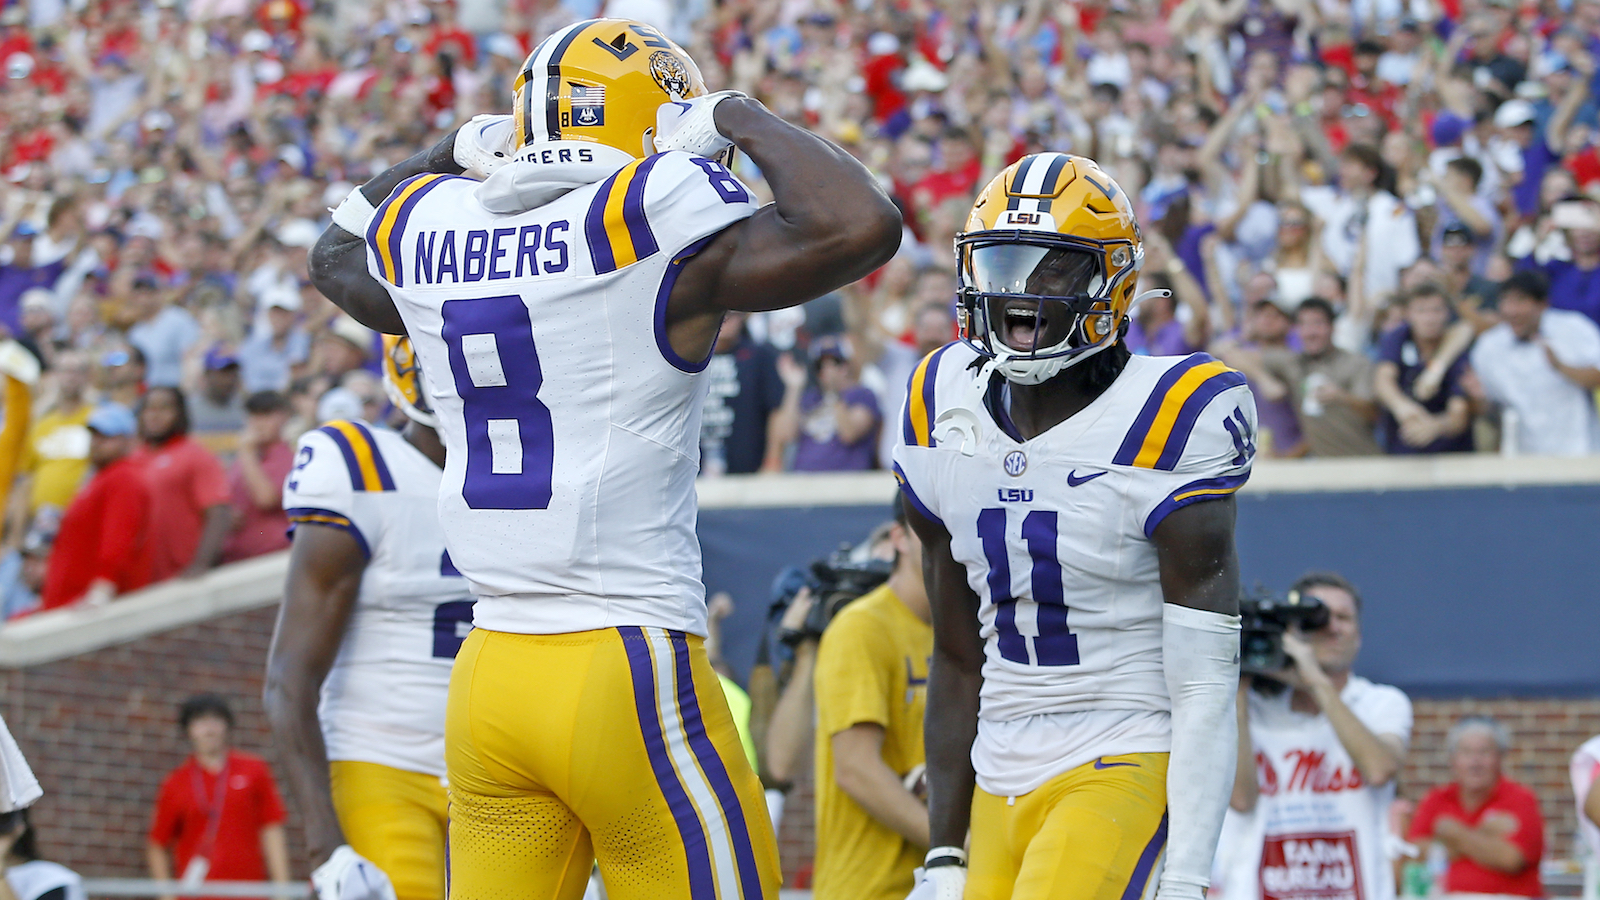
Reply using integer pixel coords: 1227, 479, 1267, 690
924, 846, 967, 866
329, 186, 378, 236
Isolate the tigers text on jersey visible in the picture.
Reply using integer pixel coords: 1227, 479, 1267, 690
283, 420, 472, 778
366, 151, 758, 639
891, 343, 1257, 794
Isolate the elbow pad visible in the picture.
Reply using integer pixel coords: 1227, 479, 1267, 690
1158, 604, 1241, 899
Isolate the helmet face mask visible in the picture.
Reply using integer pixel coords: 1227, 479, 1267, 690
955, 153, 1144, 385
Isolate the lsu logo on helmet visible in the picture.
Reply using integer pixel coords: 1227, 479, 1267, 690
512, 19, 708, 160
957, 152, 1150, 385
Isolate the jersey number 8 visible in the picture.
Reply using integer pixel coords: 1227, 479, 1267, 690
441, 295, 556, 509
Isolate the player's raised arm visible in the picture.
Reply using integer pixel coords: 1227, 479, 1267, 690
667, 96, 902, 318
1151, 497, 1244, 900
308, 131, 466, 335
903, 502, 983, 900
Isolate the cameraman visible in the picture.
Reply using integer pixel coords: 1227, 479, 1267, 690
812, 496, 931, 900
1224, 572, 1413, 900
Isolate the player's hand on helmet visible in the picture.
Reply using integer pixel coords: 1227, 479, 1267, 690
310, 845, 397, 900
653, 91, 747, 159
453, 114, 518, 176
905, 848, 966, 900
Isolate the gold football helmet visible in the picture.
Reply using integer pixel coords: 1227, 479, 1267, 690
512, 19, 708, 159
381, 335, 436, 428
957, 152, 1154, 384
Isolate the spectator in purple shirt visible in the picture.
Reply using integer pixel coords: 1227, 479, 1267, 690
774, 336, 882, 472
0, 224, 66, 338
1374, 283, 1474, 454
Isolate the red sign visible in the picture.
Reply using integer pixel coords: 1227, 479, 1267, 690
1259, 831, 1364, 900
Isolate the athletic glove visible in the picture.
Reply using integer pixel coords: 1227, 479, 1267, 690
454, 114, 518, 176
653, 91, 746, 159
904, 847, 966, 900
310, 845, 397, 900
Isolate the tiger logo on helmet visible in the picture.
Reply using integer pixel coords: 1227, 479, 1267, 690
957, 152, 1164, 385
511, 19, 708, 160
381, 335, 436, 428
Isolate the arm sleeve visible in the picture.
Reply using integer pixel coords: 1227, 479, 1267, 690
813, 607, 894, 739
1125, 376, 1258, 539
1355, 684, 1413, 747
148, 774, 181, 845
1567, 316, 1600, 367
281, 430, 371, 558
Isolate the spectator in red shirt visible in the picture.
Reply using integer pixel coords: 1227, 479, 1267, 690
132, 387, 232, 583
38, 403, 152, 611
146, 695, 290, 896
1407, 716, 1545, 898
220, 392, 294, 563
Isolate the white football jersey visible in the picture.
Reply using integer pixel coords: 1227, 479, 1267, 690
283, 420, 472, 777
365, 151, 758, 638
892, 343, 1257, 792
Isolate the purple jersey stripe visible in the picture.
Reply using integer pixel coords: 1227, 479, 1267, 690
618, 626, 717, 900
385, 175, 455, 289
892, 463, 943, 527
1151, 369, 1249, 471
920, 343, 952, 448
1119, 811, 1168, 900
1142, 472, 1251, 538
620, 154, 664, 262
317, 425, 366, 491
669, 632, 766, 900
586, 168, 625, 274
1113, 353, 1214, 466
284, 507, 370, 558
346, 420, 397, 490
653, 236, 718, 373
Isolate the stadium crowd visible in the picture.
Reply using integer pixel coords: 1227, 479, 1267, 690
2, 0, 1600, 614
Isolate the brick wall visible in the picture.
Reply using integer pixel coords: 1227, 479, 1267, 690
0, 605, 314, 878
4, 613, 1598, 884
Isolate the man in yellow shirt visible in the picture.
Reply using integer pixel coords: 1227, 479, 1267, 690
814, 496, 933, 900
17, 351, 90, 515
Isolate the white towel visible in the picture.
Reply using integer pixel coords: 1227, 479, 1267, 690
0, 712, 41, 812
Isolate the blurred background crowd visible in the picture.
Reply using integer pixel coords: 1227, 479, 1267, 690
2, 0, 1600, 615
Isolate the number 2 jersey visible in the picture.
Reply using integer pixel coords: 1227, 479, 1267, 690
891, 343, 1258, 795
365, 150, 758, 639
283, 420, 472, 777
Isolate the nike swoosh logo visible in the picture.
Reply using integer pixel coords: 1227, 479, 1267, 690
1093, 757, 1140, 770
1068, 470, 1107, 487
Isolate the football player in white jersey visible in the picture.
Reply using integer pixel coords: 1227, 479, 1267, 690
265, 336, 471, 900
304, 18, 901, 900
894, 153, 1258, 900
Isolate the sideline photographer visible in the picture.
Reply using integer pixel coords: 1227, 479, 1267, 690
812, 496, 931, 900
1220, 572, 1413, 900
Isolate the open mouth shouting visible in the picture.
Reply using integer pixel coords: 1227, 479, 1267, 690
1003, 300, 1046, 351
